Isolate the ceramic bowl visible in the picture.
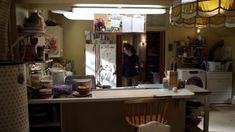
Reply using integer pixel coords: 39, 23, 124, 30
76, 86, 90, 95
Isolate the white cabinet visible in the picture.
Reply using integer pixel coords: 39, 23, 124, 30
206, 72, 233, 103
46, 26, 63, 58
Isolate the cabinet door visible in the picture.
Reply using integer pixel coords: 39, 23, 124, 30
46, 26, 63, 57
29, 104, 61, 132
207, 78, 232, 103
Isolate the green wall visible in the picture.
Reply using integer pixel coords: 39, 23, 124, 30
49, 13, 235, 95
50, 13, 93, 74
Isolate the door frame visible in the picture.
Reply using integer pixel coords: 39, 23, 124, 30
146, 31, 165, 83
116, 32, 165, 86
159, 31, 165, 83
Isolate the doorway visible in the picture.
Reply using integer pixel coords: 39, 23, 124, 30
116, 32, 165, 86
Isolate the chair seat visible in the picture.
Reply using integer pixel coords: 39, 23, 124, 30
137, 121, 171, 132
124, 97, 172, 131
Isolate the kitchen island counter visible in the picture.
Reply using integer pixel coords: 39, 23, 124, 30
29, 87, 194, 104
28, 85, 210, 132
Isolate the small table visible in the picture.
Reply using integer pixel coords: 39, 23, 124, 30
186, 85, 211, 132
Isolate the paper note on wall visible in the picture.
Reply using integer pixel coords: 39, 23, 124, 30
111, 19, 121, 28
132, 16, 145, 32
122, 16, 132, 32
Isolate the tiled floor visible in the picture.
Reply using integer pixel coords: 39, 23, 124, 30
199, 104, 235, 132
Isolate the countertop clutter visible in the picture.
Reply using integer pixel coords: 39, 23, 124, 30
28, 60, 74, 99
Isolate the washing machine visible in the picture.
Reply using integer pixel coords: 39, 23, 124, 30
177, 68, 206, 89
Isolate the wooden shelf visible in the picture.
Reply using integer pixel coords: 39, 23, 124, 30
95, 31, 144, 34
177, 56, 202, 59
176, 43, 206, 68
30, 121, 61, 128
95, 31, 120, 34
19, 27, 46, 35
25, 59, 53, 64
176, 45, 206, 48
45, 59, 53, 63
20, 30, 45, 35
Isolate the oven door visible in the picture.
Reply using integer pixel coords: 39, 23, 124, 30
186, 76, 204, 88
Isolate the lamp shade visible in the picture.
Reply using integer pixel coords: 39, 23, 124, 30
170, 0, 235, 27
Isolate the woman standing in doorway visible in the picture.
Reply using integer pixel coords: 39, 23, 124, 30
115, 43, 139, 86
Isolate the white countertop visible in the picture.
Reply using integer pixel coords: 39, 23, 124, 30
28, 86, 200, 104
185, 85, 211, 94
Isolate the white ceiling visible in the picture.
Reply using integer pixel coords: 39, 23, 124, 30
16, 0, 235, 33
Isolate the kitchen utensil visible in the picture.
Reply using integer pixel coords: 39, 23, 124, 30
49, 68, 66, 84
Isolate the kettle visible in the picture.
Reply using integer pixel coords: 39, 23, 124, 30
49, 68, 66, 84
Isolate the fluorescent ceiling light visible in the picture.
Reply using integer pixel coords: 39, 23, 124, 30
181, 0, 196, 4
72, 7, 166, 15
64, 12, 94, 20
51, 10, 68, 14
52, 4, 166, 20
73, 4, 165, 8
51, 10, 94, 20
52, 10, 94, 20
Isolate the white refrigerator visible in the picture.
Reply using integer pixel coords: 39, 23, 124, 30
85, 44, 116, 87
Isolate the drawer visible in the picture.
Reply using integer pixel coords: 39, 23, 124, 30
207, 72, 232, 79
209, 93, 232, 103
211, 89, 232, 93
207, 79, 232, 91
210, 92, 232, 97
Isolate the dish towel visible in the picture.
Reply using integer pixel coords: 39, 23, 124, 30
137, 121, 171, 132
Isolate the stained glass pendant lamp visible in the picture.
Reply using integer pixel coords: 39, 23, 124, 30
170, 0, 235, 28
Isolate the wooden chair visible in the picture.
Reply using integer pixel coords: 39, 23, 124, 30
124, 97, 172, 131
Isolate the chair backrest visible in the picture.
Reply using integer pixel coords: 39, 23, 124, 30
124, 97, 172, 128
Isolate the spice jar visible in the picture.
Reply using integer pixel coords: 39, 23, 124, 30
162, 77, 169, 89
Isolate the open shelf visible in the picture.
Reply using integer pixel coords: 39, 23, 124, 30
30, 122, 61, 128
29, 103, 61, 131
26, 59, 53, 64
30, 126, 61, 132
19, 27, 46, 35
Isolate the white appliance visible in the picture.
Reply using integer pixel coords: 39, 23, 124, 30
85, 44, 116, 87
177, 68, 206, 89
207, 72, 233, 103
